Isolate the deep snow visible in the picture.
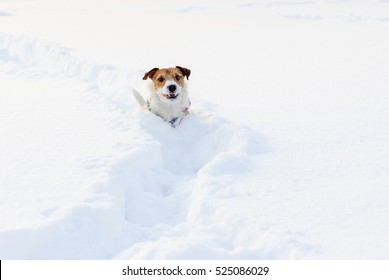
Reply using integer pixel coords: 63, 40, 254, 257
1, 0, 389, 259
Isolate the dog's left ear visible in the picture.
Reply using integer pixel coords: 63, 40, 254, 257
176, 66, 191, 80
143, 68, 159, 80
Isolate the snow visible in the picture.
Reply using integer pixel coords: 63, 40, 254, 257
1, 0, 389, 259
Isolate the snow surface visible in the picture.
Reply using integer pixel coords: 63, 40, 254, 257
1, 0, 389, 259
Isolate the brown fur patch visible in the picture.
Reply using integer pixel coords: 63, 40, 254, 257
143, 67, 191, 89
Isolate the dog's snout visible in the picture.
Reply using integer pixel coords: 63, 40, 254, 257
168, 84, 177, 93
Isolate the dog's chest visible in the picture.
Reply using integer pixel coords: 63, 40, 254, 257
148, 98, 190, 123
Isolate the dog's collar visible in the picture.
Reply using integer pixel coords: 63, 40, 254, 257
182, 99, 191, 114
170, 117, 180, 126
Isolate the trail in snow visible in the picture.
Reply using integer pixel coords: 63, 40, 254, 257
1, 34, 284, 259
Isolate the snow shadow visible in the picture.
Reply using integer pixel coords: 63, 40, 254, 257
118, 101, 267, 227
0, 11, 12, 17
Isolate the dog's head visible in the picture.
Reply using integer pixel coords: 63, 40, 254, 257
143, 66, 191, 103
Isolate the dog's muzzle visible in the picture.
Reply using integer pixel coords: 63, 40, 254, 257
165, 85, 178, 99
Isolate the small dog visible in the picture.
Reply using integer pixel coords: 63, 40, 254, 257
132, 66, 191, 127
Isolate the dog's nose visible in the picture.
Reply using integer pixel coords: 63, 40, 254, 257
168, 84, 177, 93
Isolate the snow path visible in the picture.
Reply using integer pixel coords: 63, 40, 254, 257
1, 34, 277, 259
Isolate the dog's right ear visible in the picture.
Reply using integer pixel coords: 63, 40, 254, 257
143, 68, 159, 80
176, 66, 191, 80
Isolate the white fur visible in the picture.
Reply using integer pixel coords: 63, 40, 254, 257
132, 79, 190, 126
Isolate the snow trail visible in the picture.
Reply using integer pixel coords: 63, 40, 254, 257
0, 34, 274, 259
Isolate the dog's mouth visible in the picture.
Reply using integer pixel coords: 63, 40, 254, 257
163, 94, 178, 100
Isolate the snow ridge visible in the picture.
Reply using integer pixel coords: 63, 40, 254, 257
0, 33, 282, 259
0, 34, 135, 107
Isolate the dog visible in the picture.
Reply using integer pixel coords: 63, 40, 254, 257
132, 66, 191, 127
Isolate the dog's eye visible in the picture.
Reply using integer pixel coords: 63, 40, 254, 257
158, 77, 164, 82
176, 75, 181, 81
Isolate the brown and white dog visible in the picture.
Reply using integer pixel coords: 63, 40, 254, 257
132, 66, 191, 127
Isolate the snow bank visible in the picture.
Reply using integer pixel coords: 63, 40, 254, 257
1, 34, 285, 259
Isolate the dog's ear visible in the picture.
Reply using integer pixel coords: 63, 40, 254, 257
143, 68, 159, 80
176, 66, 191, 80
